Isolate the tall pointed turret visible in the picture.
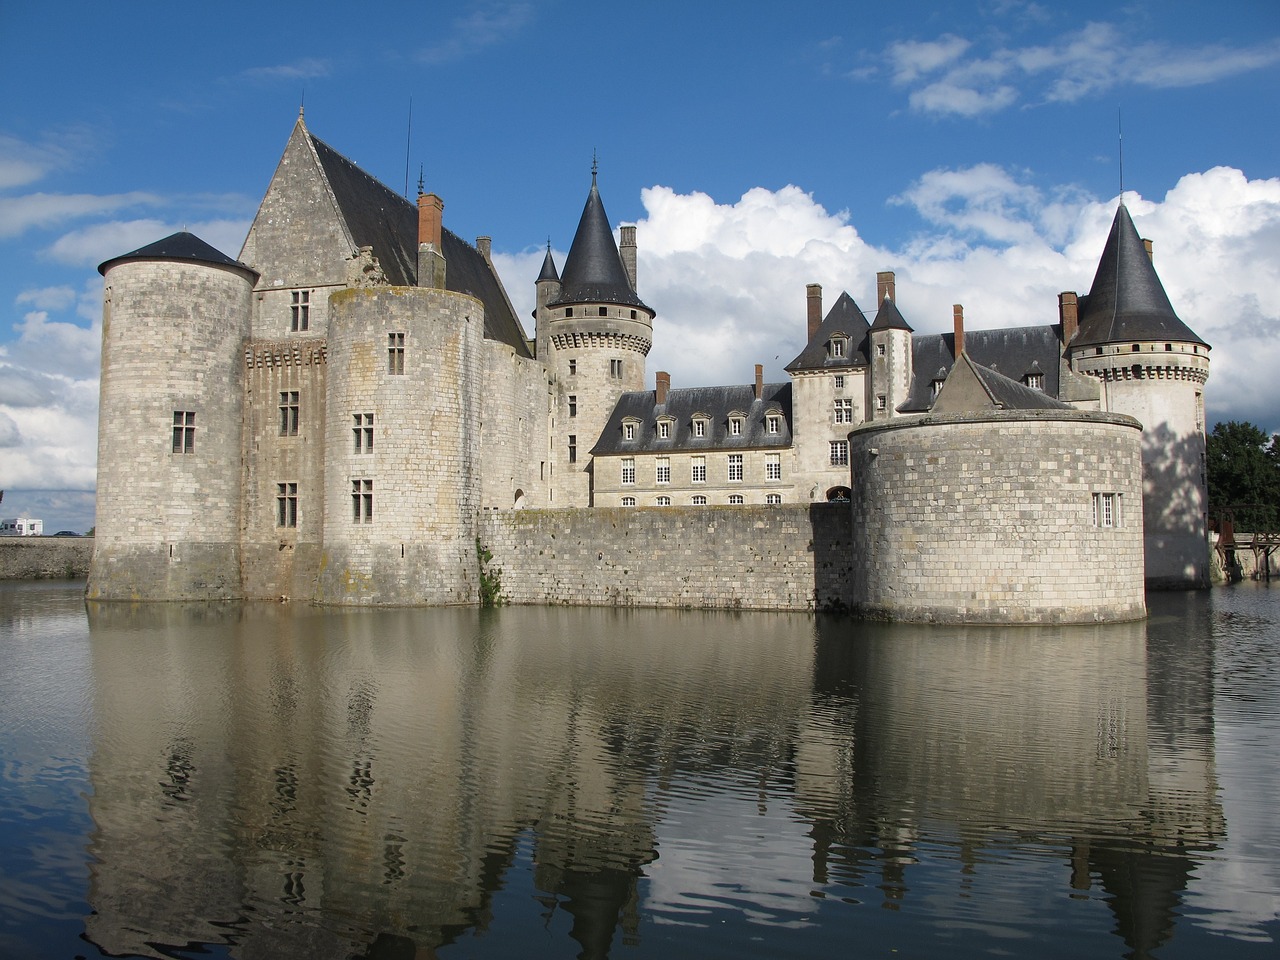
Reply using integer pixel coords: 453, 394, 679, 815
541, 168, 656, 506
1068, 204, 1211, 590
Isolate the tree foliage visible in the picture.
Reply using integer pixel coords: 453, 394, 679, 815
1206, 421, 1280, 531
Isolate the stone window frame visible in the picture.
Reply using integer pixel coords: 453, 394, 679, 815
833, 375, 845, 390
691, 414, 710, 439
656, 495, 671, 506
691, 494, 707, 506
765, 453, 781, 481
353, 413, 374, 453
621, 458, 636, 485
656, 457, 671, 485
290, 289, 310, 332
1092, 492, 1120, 528
829, 335, 847, 360
352, 479, 374, 523
279, 391, 300, 437
691, 456, 707, 484
567, 434, 577, 463
621, 496, 636, 507
876, 394, 887, 411
727, 453, 744, 482
388, 332, 405, 375
610, 358, 624, 379
568, 359, 578, 376
276, 482, 298, 528
656, 416, 675, 440
833, 398, 853, 424
830, 440, 849, 467
1024, 373, 1044, 391
172, 410, 195, 454
728, 494, 745, 505
622, 417, 641, 441
727, 412, 746, 437
766, 413, 781, 435
568, 395, 578, 417
931, 379, 945, 399
765, 493, 782, 505
876, 343, 886, 357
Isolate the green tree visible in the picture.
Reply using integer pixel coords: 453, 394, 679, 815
1207, 421, 1280, 531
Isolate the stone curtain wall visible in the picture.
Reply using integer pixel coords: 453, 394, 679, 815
847, 411, 1147, 624
0, 538, 93, 580
479, 504, 853, 611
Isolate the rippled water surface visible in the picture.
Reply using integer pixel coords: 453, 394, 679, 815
1, 581, 1278, 958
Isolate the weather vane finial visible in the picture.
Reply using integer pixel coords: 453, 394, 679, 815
592, 149, 598, 181
417, 163, 425, 197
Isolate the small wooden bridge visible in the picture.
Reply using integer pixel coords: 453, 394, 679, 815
1212, 507, 1279, 582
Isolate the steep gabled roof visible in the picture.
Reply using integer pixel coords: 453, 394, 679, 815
932, 352, 1071, 414
901, 325, 1064, 412
785, 292, 871, 372
1074, 204, 1207, 349
591, 382, 792, 456
98, 231, 258, 280
550, 175, 651, 312
869, 296, 913, 332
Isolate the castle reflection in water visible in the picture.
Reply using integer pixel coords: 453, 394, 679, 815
81, 600, 1222, 959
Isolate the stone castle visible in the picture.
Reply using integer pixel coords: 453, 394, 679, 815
87, 113, 1210, 622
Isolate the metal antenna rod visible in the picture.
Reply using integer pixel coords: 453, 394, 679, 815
1118, 107, 1124, 202
404, 98, 414, 198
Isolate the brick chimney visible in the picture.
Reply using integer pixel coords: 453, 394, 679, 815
754, 363, 764, 400
417, 191, 446, 289
1142, 238, 1153, 262
953, 304, 965, 357
877, 270, 896, 303
1058, 291, 1079, 345
806, 283, 822, 341
656, 370, 670, 405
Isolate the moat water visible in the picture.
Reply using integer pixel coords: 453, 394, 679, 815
1, 582, 1278, 959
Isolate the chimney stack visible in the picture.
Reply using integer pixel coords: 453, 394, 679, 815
620, 224, 638, 290
1058, 291, 1079, 346
656, 370, 670, 405
1142, 238, 1154, 262
877, 270, 896, 303
417, 191, 446, 289
754, 363, 764, 400
476, 236, 492, 262
806, 284, 823, 341
953, 304, 965, 357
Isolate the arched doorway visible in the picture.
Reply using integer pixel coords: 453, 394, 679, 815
826, 486, 851, 502
513, 489, 526, 509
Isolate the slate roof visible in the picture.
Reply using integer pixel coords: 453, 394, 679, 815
98, 231, 258, 279
1074, 204, 1207, 349
549, 175, 651, 312
869, 295, 913, 331
537, 244, 560, 282
591, 382, 793, 456
308, 130, 532, 358
901, 325, 1064, 412
785, 292, 871, 372
937, 352, 1072, 412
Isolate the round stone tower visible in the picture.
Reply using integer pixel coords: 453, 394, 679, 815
89, 233, 256, 600
1068, 205, 1211, 589
317, 284, 484, 605
538, 171, 654, 506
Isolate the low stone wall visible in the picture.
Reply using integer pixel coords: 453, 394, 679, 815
0, 537, 94, 580
478, 504, 853, 612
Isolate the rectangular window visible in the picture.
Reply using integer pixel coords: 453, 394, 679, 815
767, 415, 780, 435
692, 495, 707, 506
833, 398, 853, 424
729, 418, 742, 436
172, 411, 195, 453
388, 332, 405, 375
568, 395, 577, 417
691, 456, 706, 484
830, 441, 849, 466
766, 453, 781, 481
728, 494, 744, 505
290, 290, 310, 332
568, 359, 577, 376
279, 391, 299, 436
621, 496, 636, 507
352, 479, 373, 523
568, 434, 577, 463
624, 423, 635, 440
610, 358, 623, 379
728, 454, 744, 482
1093, 492, 1119, 528
353, 413, 374, 453
834, 375, 845, 390
658, 421, 670, 439
621, 458, 635, 485
656, 457, 670, 484
766, 493, 782, 505
693, 419, 706, 438
276, 482, 298, 528
1025, 374, 1044, 391
876, 395, 887, 411
656, 495, 671, 506
831, 339, 844, 358
876, 343, 886, 357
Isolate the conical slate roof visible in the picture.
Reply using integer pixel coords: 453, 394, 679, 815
870, 295, 913, 332
537, 244, 560, 282
550, 175, 650, 311
98, 231, 256, 278
1074, 205, 1206, 348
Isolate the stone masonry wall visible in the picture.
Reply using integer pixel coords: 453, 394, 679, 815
478, 342, 552, 510
847, 410, 1147, 623
478, 504, 853, 611
0, 538, 93, 580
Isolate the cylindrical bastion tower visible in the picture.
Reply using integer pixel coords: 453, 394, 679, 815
89, 233, 255, 600
317, 286, 483, 605
847, 409, 1147, 624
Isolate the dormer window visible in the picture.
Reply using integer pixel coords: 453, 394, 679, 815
728, 415, 744, 437
829, 336, 847, 359
931, 379, 945, 399
622, 418, 641, 441
1024, 373, 1044, 391
656, 417, 674, 440
692, 415, 709, 438
766, 414, 780, 435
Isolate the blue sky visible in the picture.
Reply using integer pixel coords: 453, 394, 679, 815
3, 0, 1279, 531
